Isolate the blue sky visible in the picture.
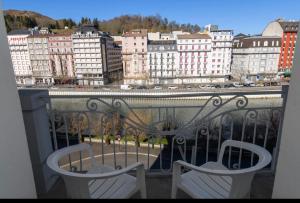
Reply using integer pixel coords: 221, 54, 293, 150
2, 0, 300, 35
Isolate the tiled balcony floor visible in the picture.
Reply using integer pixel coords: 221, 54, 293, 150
40, 172, 274, 199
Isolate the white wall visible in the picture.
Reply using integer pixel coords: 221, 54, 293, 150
0, 2, 37, 198
272, 23, 300, 198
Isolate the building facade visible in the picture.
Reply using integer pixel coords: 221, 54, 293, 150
7, 30, 33, 85
122, 29, 148, 84
147, 40, 178, 84
208, 30, 233, 77
232, 36, 281, 82
104, 36, 123, 83
177, 33, 220, 83
72, 26, 106, 86
48, 34, 75, 84
262, 19, 299, 73
72, 26, 123, 86
27, 34, 53, 85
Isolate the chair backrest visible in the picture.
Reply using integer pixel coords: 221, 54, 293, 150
217, 140, 272, 198
47, 143, 97, 198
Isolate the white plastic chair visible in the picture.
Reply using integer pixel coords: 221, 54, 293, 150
171, 140, 272, 199
47, 143, 146, 199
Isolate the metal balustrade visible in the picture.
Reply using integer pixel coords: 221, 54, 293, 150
40, 87, 287, 175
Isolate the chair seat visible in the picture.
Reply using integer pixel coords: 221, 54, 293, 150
87, 165, 137, 199
178, 162, 232, 199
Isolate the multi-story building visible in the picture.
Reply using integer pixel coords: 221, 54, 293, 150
72, 25, 123, 86
262, 19, 299, 73
208, 30, 233, 77
147, 40, 178, 84
48, 34, 75, 84
27, 34, 53, 85
148, 32, 161, 41
177, 33, 217, 83
122, 29, 148, 84
72, 26, 105, 86
105, 37, 123, 83
7, 29, 33, 85
232, 35, 281, 82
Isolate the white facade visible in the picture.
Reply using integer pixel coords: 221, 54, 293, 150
27, 35, 53, 85
209, 30, 233, 76
148, 32, 161, 40
177, 34, 212, 79
232, 36, 281, 82
72, 28, 105, 86
147, 40, 178, 84
7, 33, 33, 85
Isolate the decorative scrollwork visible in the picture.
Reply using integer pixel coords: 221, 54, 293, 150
236, 95, 248, 109
212, 96, 223, 107
174, 135, 186, 145
86, 98, 100, 112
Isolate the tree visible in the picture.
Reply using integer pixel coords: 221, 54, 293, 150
55, 21, 60, 29
92, 18, 99, 29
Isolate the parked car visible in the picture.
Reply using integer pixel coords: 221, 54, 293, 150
215, 84, 222, 88
120, 85, 133, 90
186, 85, 192, 90
154, 86, 162, 90
137, 86, 147, 89
168, 85, 178, 90
244, 82, 255, 87
232, 82, 244, 88
205, 84, 216, 89
224, 84, 236, 89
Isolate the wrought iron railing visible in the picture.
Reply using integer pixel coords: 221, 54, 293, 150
41, 87, 287, 175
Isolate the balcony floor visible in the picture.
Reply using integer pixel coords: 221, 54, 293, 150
40, 172, 274, 199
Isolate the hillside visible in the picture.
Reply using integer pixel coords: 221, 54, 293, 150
4, 9, 202, 35
4, 9, 56, 32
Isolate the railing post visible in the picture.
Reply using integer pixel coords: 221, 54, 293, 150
271, 85, 289, 172
18, 89, 58, 197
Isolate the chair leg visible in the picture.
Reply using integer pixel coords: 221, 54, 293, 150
171, 186, 177, 199
140, 188, 147, 199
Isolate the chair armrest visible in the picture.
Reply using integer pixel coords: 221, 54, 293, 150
59, 162, 145, 181
174, 160, 257, 176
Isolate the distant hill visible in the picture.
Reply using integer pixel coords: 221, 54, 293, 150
4, 10, 56, 32
4, 9, 203, 35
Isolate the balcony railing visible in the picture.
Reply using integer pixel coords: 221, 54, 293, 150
40, 88, 286, 175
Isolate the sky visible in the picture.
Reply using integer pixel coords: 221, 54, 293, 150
2, 0, 300, 35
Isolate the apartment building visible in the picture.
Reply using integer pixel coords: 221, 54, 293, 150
208, 30, 233, 77
105, 37, 123, 83
232, 35, 281, 82
262, 19, 299, 73
27, 34, 53, 85
147, 40, 178, 84
48, 34, 75, 83
72, 26, 105, 86
72, 25, 123, 86
122, 29, 148, 84
177, 33, 216, 83
7, 29, 33, 85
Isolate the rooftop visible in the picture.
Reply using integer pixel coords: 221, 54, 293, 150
148, 40, 177, 45
7, 29, 31, 35
177, 33, 211, 39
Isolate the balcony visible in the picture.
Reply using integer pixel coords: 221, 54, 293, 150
16, 88, 286, 199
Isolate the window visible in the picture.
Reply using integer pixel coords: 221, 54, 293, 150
264, 41, 268, 46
